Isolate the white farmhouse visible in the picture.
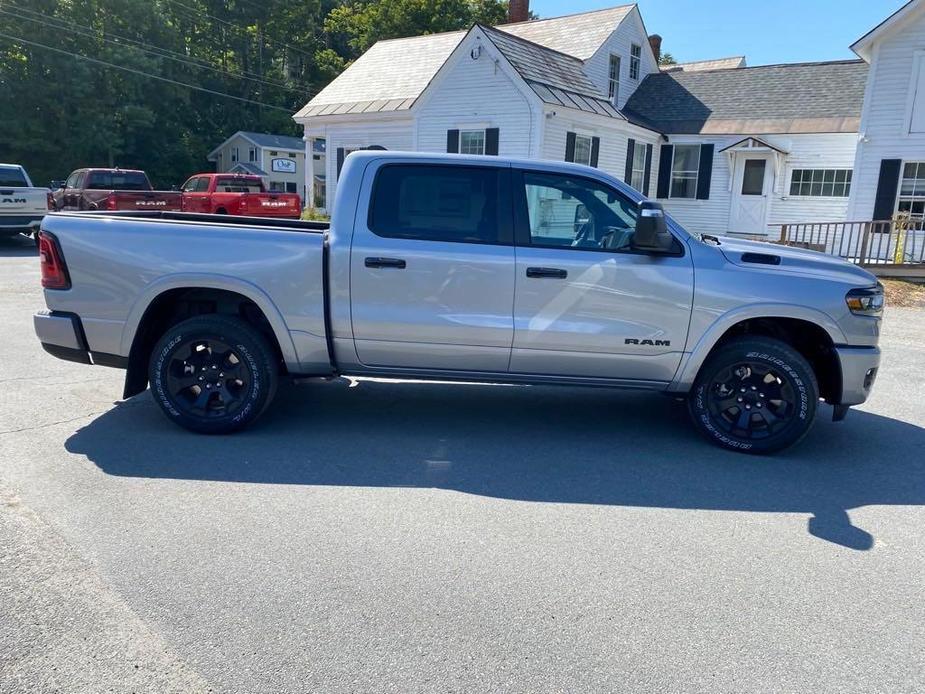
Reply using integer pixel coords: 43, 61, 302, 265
847, 0, 925, 223
293, 1, 920, 237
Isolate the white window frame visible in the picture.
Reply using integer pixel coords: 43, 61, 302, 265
248, 146, 258, 163
898, 160, 925, 219
788, 168, 853, 198
459, 129, 486, 156
608, 54, 621, 104
630, 44, 641, 81
573, 134, 593, 166
630, 144, 647, 191
669, 144, 700, 199
230, 147, 239, 163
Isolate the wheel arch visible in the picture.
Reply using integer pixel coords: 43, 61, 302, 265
672, 305, 846, 403
121, 275, 298, 398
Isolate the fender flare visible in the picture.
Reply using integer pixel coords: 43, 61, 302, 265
669, 303, 847, 392
120, 273, 300, 368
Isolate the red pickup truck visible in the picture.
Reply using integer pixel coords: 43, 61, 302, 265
52, 168, 182, 212
180, 173, 301, 219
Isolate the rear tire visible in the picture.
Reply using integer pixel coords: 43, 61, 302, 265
687, 336, 818, 454
148, 315, 279, 434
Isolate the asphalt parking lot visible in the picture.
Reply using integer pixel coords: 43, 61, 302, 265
1, 233, 924, 693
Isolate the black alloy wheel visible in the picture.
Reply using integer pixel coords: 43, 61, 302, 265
149, 315, 279, 434
688, 336, 818, 454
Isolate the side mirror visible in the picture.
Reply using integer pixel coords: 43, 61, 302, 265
632, 201, 675, 253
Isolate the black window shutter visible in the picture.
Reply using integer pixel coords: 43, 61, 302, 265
590, 136, 601, 168
656, 144, 673, 198
643, 144, 653, 197
696, 144, 714, 200
485, 128, 499, 156
446, 129, 460, 153
624, 138, 636, 183
336, 148, 345, 179
565, 132, 576, 162
873, 159, 902, 220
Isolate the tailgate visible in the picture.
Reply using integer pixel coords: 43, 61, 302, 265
246, 193, 301, 215
0, 187, 47, 213
112, 191, 183, 211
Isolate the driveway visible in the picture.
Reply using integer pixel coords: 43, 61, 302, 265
1, 234, 924, 693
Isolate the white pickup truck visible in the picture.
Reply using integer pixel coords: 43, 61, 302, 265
33, 152, 883, 453
0, 164, 51, 239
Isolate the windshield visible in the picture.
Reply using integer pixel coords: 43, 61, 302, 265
0, 166, 28, 187
85, 171, 150, 190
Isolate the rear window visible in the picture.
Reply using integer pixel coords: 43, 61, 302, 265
0, 166, 28, 187
85, 171, 150, 190
369, 164, 503, 244
216, 177, 263, 193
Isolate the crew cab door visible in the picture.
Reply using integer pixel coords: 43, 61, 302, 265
509, 169, 693, 383
349, 160, 515, 372
181, 176, 209, 212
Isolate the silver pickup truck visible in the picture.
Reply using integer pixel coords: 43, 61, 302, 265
33, 152, 883, 453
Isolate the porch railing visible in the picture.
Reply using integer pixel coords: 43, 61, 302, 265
772, 220, 925, 266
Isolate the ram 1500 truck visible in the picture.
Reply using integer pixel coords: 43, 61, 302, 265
52, 168, 182, 212
179, 173, 302, 219
0, 163, 52, 238
33, 152, 883, 453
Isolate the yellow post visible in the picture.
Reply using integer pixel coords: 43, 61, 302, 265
893, 212, 910, 264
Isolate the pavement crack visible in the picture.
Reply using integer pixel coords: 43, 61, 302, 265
0, 411, 110, 436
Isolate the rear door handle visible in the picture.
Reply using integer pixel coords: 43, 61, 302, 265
365, 257, 406, 269
526, 267, 567, 279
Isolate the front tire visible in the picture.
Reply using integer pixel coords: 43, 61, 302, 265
687, 336, 818, 454
148, 315, 279, 434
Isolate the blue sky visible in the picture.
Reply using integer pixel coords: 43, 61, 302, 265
530, 0, 907, 66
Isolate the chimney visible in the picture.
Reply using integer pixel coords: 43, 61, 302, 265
508, 0, 529, 24
648, 34, 662, 64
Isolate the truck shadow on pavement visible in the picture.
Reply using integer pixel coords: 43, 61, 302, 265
66, 378, 925, 551
0, 236, 37, 256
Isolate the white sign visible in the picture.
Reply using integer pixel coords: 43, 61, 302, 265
271, 158, 297, 174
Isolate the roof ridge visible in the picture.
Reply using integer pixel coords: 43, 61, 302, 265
672, 55, 745, 66
495, 3, 635, 28
659, 57, 865, 76
371, 29, 467, 45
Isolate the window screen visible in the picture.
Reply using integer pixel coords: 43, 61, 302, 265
369, 165, 501, 244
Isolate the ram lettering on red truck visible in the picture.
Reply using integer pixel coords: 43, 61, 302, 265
33, 152, 883, 454
0, 163, 52, 239
52, 168, 182, 212
180, 173, 301, 219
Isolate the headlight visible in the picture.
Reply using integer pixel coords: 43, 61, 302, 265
845, 284, 884, 316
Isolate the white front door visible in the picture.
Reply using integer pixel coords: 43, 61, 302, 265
730, 155, 771, 235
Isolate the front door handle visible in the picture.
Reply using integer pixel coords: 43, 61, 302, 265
365, 257, 406, 269
526, 267, 567, 279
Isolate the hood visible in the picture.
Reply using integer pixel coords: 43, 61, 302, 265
712, 236, 878, 286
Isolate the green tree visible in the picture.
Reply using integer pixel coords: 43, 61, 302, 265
325, 0, 507, 60
659, 52, 677, 66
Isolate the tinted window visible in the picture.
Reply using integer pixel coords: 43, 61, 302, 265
370, 165, 502, 244
216, 177, 263, 193
0, 166, 28, 187
522, 171, 639, 251
85, 171, 150, 190
65, 172, 80, 189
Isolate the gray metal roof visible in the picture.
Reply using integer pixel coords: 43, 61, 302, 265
623, 60, 868, 134
230, 162, 269, 176
239, 131, 305, 150
495, 5, 635, 60
294, 6, 638, 122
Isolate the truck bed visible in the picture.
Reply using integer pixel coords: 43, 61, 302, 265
39, 210, 332, 376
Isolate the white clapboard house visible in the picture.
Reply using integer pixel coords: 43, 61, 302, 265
293, 1, 925, 237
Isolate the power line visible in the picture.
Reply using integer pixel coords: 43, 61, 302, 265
2, 2, 313, 95
0, 6, 311, 96
162, 0, 314, 60
0, 30, 296, 112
